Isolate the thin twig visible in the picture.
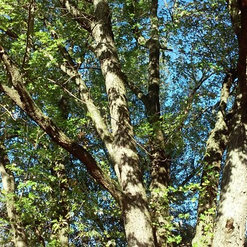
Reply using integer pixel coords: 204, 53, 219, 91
0, 104, 16, 121
47, 78, 85, 104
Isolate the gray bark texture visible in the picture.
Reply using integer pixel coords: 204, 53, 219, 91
192, 72, 234, 246
212, 105, 247, 247
0, 0, 156, 245
90, 1, 155, 245
212, 1, 247, 246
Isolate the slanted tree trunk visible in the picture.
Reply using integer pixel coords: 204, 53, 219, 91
0, 142, 28, 247
0, 43, 122, 244
90, 1, 155, 245
0, 0, 156, 245
192, 71, 234, 246
212, 1, 247, 246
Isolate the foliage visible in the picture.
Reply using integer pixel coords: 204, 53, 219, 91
0, 0, 239, 246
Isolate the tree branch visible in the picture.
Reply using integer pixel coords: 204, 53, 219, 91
59, 0, 94, 32
124, 77, 148, 103
47, 48, 113, 150
22, 0, 35, 68
0, 46, 122, 203
0, 28, 18, 39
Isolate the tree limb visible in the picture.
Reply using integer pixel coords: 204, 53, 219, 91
22, 0, 35, 68
0, 45, 122, 203
59, 0, 94, 32
47, 49, 113, 150
0, 28, 18, 39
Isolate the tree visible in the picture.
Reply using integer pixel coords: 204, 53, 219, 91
212, 1, 247, 246
0, 0, 157, 245
0, 0, 246, 246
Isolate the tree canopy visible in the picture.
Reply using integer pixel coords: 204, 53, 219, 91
0, 0, 246, 246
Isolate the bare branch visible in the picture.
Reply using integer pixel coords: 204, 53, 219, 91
0, 103, 16, 121
125, 78, 147, 103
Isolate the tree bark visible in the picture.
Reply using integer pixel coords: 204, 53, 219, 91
192, 72, 234, 246
145, 0, 170, 246
59, 0, 156, 244
90, 1, 155, 245
0, 45, 121, 203
212, 1, 247, 246
0, 142, 28, 247
212, 104, 247, 247
49, 158, 69, 246
1, 0, 156, 245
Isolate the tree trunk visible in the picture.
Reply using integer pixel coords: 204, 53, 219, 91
145, 1, 170, 245
49, 98, 72, 247
0, 143, 28, 247
90, 1, 155, 245
192, 72, 233, 246
212, 1, 247, 246
212, 106, 247, 247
